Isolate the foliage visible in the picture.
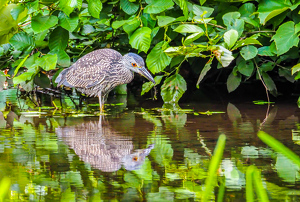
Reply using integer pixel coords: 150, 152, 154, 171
0, 0, 300, 102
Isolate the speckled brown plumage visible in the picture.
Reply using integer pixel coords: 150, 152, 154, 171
55, 48, 155, 111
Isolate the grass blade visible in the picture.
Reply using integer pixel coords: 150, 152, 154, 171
258, 131, 300, 167
202, 134, 226, 202
0, 177, 11, 202
253, 167, 269, 202
246, 165, 255, 202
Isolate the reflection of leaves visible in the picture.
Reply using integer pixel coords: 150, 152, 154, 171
150, 135, 173, 167
147, 187, 174, 202
275, 153, 300, 183
227, 103, 242, 123
161, 104, 187, 128
132, 158, 153, 181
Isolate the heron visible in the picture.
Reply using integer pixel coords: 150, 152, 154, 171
55, 48, 155, 111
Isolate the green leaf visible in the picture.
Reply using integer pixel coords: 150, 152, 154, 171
146, 41, 171, 74
161, 74, 187, 103
112, 19, 130, 29
222, 12, 240, 27
36, 54, 57, 71
88, 0, 102, 18
123, 18, 140, 34
174, 24, 204, 33
9, 32, 35, 52
14, 54, 29, 77
49, 49, 70, 67
224, 29, 238, 49
237, 59, 254, 77
233, 38, 262, 50
144, 0, 174, 14
141, 75, 163, 96
262, 72, 277, 95
240, 45, 258, 60
271, 21, 299, 55
129, 27, 152, 53
31, 14, 58, 33
157, 16, 176, 27
10, 4, 25, 21
178, 0, 188, 19
215, 46, 234, 67
257, 0, 291, 25
13, 68, 38, 85
257, 46, 275, 56
183, 32, 202, 45
58, 12, 79, 32
193, 5, 214, 17
59, 0, 80, 16
120, 0, 139, 15
196, 59, 212, 87
292, 63, 300, 75
227, 72, 241, 93
49, 26, 69, 51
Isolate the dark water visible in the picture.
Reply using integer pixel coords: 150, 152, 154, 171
1, 89, 300, 201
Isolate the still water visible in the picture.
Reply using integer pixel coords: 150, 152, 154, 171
0, 89, 300, 201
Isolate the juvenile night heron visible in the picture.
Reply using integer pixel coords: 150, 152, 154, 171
55, 48, 155, 111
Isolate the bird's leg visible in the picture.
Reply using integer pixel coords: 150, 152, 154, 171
98, 92, 104, 112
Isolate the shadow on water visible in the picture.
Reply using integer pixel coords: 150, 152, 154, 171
0, 89, 300, 200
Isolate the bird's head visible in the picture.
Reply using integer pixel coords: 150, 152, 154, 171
123, 53, 155, 84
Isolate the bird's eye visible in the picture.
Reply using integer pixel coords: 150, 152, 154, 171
132, 156, 138, 161
131, 63, 137, 67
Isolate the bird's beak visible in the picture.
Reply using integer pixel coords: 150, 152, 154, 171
139, 66, 155, 84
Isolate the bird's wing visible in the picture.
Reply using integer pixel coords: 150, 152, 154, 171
65, 49, 123, 88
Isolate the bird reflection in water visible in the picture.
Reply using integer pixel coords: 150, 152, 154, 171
56, 118, 154, 172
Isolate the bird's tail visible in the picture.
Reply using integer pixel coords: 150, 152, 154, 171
55, 68, 73, 87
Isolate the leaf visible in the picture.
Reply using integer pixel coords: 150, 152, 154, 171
59, 0, 78, 16
196, 59, 212, 87
34, 72, 51, 88
261, 72, 277, 95
123, 18, 140, 34
222, 12, 240, 27
178, 0, 188, 19
49, 49, 70, 67
227, 72, 241, 93
49, 26, 69, 51
257, 0, 291, 25
237, 59, 254, 77
144, 0, 174, 14
36, 54, 58, 71
271, 21, 299, 55
193, 5, 214, 17
146, 41, 171, 74
58, 12, 79, 32
240, 45, 258, 60
112, 19, 130, 29
174, 24, 204, 33
31, 14, 58, 33
10, 4, 25, 21
257, 46, 275, 56
13, 68, 38, 85
141, 75, 163, 95
157, 16, 176, 27
14, 54, 29, 77
9, 32, 35, 52
129, 27, 152, 53
292, 63, 300, 75
88, 0, 102, 18
120, 0, 139, 15
183, 32, 202, 45
233, 38, 262, 50
224, 29, 238, 49
161, 74, 187, 103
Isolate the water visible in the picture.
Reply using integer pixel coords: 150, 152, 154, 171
0, 89, 300, 201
